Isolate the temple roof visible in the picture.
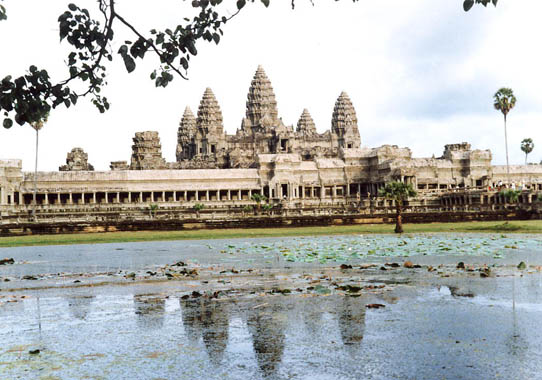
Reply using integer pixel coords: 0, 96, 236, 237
331, 91, 358, 135
197, 88, 224, 134
296, 108, 317, 135
179, 106, 197, 133
245, 65, 279, 127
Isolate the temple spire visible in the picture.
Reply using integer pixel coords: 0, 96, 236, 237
245, 65, 279, 128
197, 87, 224, 135
297, 108, 317, 136
332, 91, 360, 148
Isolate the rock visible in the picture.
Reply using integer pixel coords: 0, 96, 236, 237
0, 258, 14, 265
385, 263, 400, 268
22, 275, 37, 280
480, 267, 491, 277
29, 349, 40, 355
366, 303, 386, 309
340, 264, 353, 270
403, 261, 414, 268
517, 261, 527, 270
380, 266, 387, 271
456, 262, 465, 269
125, 272, 136, 279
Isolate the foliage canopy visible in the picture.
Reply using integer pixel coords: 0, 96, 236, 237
0, 0, 495, 130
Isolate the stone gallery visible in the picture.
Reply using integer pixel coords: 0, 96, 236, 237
1, 66, 542, 217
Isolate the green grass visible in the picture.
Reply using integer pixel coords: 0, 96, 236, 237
1, 220, 541, 247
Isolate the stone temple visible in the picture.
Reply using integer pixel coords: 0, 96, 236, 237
1, 66, 542, 222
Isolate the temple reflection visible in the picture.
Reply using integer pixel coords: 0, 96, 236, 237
133, 294, 165, 329
247, 303, 286, 378
66, 295, 95, 320
180, 298, 230, 365
338, 296, 366, 354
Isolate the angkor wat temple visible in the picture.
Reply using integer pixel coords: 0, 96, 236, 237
1, 66, 542, 225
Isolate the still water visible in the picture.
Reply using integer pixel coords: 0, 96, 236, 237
1, 275, 542, 380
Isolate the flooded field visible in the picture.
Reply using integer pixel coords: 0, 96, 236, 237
1, 233, 542, 277
1, 233, 542, 379
1, 278, 542, 380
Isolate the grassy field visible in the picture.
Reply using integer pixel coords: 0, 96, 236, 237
0, 220, 541, 248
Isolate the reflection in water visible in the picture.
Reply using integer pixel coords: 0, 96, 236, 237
180, 298, 230, 365
247, 304, 286, 378
66, 295, 95, 320
338, 296, 366, 353
302, 299, 326, 339
507, 277, 527, 360
133, 294, 165, 329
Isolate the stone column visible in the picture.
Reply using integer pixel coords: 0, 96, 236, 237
92, 192, 96, 204
128, 192, 132, 203
81, 192, 85, 205
140, 192, 143, 203
44, 192, 49, 205
117, 192, 120, 203
248, 189, 252, 199
227, 190, 231, 201
151, 192, 154, 202
69, 192, 73, 205
206, 190, 209, 201
173, 191, 177, 202
162, 191, 165, 202
195, 191, 199, 201
238, 190, 242, 201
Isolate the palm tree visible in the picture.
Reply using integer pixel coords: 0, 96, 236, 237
30, 115, 47, 221
520, 138, 534, 165
378, 181, 417, 233
493, 88, 517, 182
250, 193, 267, 214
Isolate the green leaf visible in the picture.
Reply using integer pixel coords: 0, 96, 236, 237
237, 0, 246, 9
314, 285, 331, 295
122, 55, 136, 73
261, 0, 270, 7
463, 0, 474, 11
3, 118, 13, 129
68, 3, 77, 11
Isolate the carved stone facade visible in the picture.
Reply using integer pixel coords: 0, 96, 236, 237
175, 66, 360, 169
59, 148, 94, 171
3, 65, 542, 215
130, 131, 167, 170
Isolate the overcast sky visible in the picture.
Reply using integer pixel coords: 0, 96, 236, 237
1, 0, 541, 171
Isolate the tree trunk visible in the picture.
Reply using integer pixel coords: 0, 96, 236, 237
394, 202, 403, 233
504, 114, 510, 183
32, 129, 39, 221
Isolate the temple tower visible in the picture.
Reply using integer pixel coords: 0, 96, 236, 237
130, 131, 167, 170
243, 65, 280, 133
331, 91, 361, 149
59, 148, 94, 171
195, 88, 226, 156
296, 109, 317, 136
176, 106, 197, 161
